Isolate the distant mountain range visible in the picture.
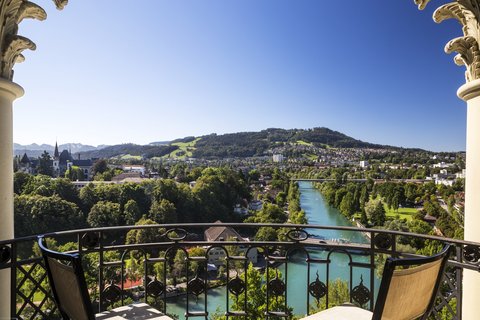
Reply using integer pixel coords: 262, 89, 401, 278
13, 143, 104, 158
14, 127, 424, 160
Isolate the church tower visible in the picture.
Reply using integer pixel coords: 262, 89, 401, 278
54, 141, 59, 159
53, 141, 60, 177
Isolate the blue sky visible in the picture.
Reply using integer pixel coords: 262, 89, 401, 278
13, 0, 465, 151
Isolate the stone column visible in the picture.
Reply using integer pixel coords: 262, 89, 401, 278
0, 78, 24, 320
458, 79, 480, 320
413, 1, 480, 317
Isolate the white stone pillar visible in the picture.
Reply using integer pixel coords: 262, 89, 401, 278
458, 79, 480, 320
0, 78, 24, 320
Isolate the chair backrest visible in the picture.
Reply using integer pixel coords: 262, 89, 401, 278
373, 244, 452, 320
38, 236, 95, 320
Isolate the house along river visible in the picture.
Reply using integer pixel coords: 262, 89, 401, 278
166, 181, 376, 319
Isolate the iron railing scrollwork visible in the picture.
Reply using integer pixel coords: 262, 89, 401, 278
1, 223, 479, 319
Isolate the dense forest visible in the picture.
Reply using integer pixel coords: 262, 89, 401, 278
77, 143, 178, 159
318, 179, 464, 240
13, 167, 251, 237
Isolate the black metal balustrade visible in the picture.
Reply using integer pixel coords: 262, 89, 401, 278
0, 223, 479, 319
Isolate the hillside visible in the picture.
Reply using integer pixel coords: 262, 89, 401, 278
16, 127, 411, 160
74, 127, 397, 160
191, 127, 388, 158
77, 143, 178, 159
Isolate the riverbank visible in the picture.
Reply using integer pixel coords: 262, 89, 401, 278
165, 181, 374, 319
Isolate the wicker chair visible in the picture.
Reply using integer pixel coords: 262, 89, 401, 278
301, 244, 452, 320
38, 236, 172, 320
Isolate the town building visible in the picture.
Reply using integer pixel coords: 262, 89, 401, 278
17, 141, 94, 180
359, 160, 369, 168
204, 221, 257, 266
272, 154, 284, 163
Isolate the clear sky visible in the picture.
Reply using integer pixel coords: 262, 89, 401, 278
12, 0, 466, 151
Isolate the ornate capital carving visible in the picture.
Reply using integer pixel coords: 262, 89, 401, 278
0, 0, 68, 80
416, 0, 480, 82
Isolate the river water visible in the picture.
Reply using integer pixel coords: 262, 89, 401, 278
165, 181, 374, 319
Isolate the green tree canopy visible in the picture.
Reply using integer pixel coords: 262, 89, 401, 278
212, 263, 293, 320
125, 218, 166, 245
37, 151, 53, 176
87, 201, 122, 227
14, 171, 32, 195
364, 198, 386, 226
92, 159, 108, 176
124, 199, 141, 225
65, 165, 84, 181
149, 199, 177, 224
15, 194, 84, 236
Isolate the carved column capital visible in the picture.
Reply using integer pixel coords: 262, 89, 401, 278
416, 0, 480, 82
0, 0, 68, 80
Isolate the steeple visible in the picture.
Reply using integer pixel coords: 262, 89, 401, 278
54, 141, 59, 159
20, 153, 30, 164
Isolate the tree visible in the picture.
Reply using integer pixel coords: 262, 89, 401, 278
334, 188, 347, 208
405, 183, 419, 204
364, 198, 386, 226
186, 167, 204, 182
247, 203, 286, 224
255, 227, 278, 241
275, 191, 287, 207
52, 178, 81, 205
14, 171, 32, 195
92, 183, 121, 203
151, 178, 196, 222
192, 167, 250, 222
65, 165, 84, 181
14, 194, 84, 236
360, 210, 368, 226
124, 199, 141, 225
119, 183, 149, 213
186, 247, 207, 276
408, 220, 433, 248
94, 168, 123, 181
37, 151, 53, 176
211, 263, 293, 320
170, 163, 187, 181
422, 199, 443, 218
339, 192, 355, 217
87, 201, 122, 227
149, 199, 177, 224
92, 159, 108, 176
125, 218, 166, 245
359, 185, 369, 210
248, 169, 260, 182
79, 183, 99, 212
326, 279, 350, 309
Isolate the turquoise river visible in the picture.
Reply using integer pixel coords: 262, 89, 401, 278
165, 181, 377, 319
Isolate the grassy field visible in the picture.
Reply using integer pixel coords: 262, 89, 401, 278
166, 138, 201, 159
119, 154, 142, 160
354, 205, 418, 222
384, 204, 418, 221
296, 140, 313, 146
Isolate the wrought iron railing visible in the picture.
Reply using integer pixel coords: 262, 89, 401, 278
0, 223, 479, 319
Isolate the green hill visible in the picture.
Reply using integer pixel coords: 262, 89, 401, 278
77, 143, 178, 159
191, 127, 388, 158
76, 127, 404, 160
